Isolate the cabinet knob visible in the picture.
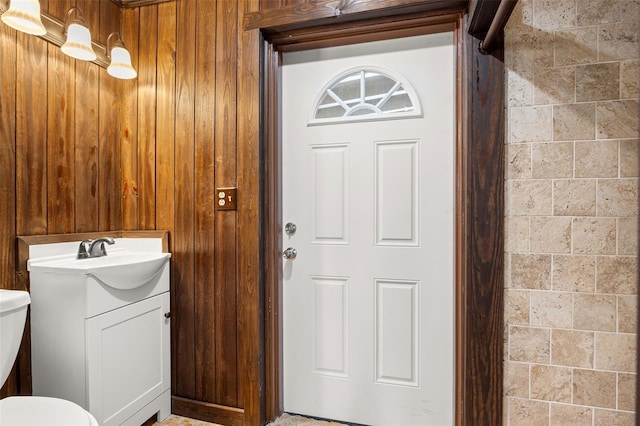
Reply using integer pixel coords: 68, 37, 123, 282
164, 312, 171, 319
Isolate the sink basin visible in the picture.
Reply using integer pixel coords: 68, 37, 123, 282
28, 251, 171, 290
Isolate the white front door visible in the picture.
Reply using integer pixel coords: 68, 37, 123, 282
282, 33, 455, 426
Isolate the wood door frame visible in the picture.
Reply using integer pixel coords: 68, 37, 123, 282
257, 3, 505, 425
276, 26, 462, 424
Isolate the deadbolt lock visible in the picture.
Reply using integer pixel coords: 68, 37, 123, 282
285, 222, 297, 236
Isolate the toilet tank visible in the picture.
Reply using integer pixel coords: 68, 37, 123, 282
0, 290, 31, 388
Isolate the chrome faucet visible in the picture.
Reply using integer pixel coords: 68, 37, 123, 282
88, 237, 115, 258
76, 237, 115, 259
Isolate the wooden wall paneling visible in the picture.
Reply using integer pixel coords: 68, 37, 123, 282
138, 5, 158, 230
214, 0, 239, 408
155, 1, 176, 236
15, 32, 48, 236
0, 23, 16, 292
120, 7, 140, 230
74, 0, 101, 233
194, 0, 218, 404
154, 0, 177, 395
98, 0, 123, 232
46, 0, 76, 235
237, 0, 263, 424
173, 0, 198, 400
260, 0, 298, 10
1, 0, 125, 400
0, 21, 18, 399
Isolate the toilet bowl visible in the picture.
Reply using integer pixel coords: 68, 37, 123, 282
0, 290, 98, 426
0, 396, 99, 426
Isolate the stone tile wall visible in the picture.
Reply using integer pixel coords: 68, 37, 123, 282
504, 0, 638, 424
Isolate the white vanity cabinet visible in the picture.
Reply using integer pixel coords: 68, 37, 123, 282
86, 293, 170, 425
28, 239, 171, 426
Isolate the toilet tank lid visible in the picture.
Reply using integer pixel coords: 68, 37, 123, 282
0, 290, 31, 313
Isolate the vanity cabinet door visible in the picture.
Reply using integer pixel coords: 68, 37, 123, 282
86, 292, 170, 425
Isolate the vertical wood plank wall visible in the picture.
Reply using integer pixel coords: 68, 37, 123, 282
0, 0, 122, 397
1, 0, 262, 421
119, 1, 262, 421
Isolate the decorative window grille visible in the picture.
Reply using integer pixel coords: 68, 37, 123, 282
309, 67, 421, 125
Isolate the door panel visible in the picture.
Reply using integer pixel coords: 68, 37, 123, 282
282, 32, 455, 426
376, 140, 419, 245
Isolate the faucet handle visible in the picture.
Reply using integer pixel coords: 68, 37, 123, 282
77, 239, 93, 259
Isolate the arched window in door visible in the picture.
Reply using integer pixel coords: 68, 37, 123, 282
309, 66, 422, 125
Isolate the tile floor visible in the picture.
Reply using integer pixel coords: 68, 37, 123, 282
155, 415, 222, 426
266, 413, 346, 426
156, 413, 346, 426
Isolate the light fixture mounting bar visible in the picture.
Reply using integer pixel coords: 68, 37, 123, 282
0, 1, 109, 68
0, 0, 111, 69
39, 12, 109, 68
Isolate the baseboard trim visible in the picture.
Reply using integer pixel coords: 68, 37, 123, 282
171, 396, 245, 426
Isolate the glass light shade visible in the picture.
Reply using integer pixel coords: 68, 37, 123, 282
1, 0, 46, 35
61, 22, 96, 61
107, 46, 137, 79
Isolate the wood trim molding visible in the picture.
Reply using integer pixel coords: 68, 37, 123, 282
263, 39, 283, 423
260, 4, 504, 426
244, 0, 466, 31
467, 0, 517, 37
455, 22, 468, 426
16, 230, 170, 273
460, 13, 505, 424
110, 0, 173, 8
267, 10, 461, 53
236, 0, 265, 423
172, 397, 244, 426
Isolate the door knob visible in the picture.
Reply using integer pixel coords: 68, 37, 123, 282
282, 247, 297, 260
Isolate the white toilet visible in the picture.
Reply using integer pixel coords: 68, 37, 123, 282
0, 289, 99, 426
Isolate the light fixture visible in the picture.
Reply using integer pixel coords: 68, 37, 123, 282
60, 6, 96, 61
1, 1, 136, 77
1, 0, 46, 35
106, 32, 137, 80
